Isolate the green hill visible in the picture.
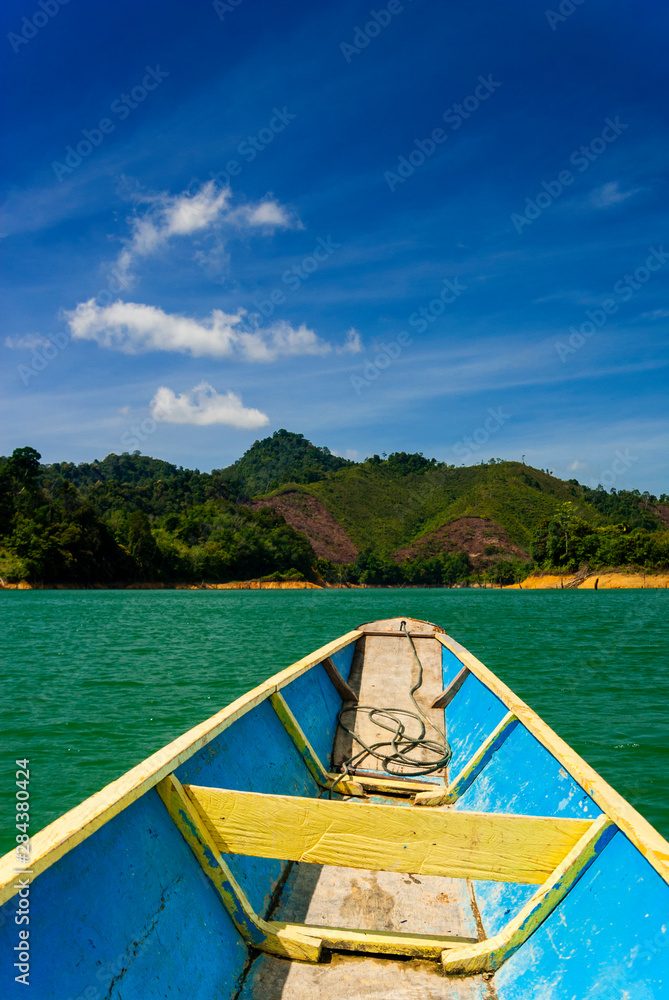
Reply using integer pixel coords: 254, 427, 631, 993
219, 428, 354, 498
0, 434, 667, 586
291, 459, 595, 552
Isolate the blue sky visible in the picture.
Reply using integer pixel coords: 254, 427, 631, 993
1, 0, 668, 494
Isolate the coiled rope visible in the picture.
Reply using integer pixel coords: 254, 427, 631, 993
330, 620, 452, 797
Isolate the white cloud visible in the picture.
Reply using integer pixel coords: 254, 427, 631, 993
336, 327, 363, 354
591, 181, 640, 208
150, 381, 269, 429
65, 298, 332, 361
641, 309, 669, 320
4, 333, 52, 350
116, 182, 298, 282
232, 199, 298, 229
568, 460, 588, 471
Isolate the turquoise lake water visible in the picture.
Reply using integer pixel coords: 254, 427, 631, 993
0, 588, 667, 856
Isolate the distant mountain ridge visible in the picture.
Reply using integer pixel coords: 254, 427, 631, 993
216, 430, 668, 557
1, 431, 667, 585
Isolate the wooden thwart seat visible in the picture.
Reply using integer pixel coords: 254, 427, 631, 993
156, 772, 615, 975
183, 783, 592, 885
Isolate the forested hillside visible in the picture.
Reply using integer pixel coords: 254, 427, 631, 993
0, 431, 667, 586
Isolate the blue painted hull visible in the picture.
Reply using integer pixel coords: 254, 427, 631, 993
1, 618, 667, 998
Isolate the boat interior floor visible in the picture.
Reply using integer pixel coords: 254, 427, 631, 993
273, 863, 478, 940
332, 633, 447, 778
238, 628, 490, 997
237, 952, 491, 999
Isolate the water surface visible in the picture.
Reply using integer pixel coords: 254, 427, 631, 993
1, 588, 667, 855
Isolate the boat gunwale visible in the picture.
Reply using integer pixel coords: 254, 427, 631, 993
435, 632, 669, 884
1, 618, 667, 907
0, 627, 363, 905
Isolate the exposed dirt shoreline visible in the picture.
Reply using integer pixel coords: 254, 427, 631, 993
505, 571, 669, 590
0, 580, 326, 591
1, 572, 667, 591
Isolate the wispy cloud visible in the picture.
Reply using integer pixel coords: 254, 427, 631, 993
150, 381, 269, 428
65, 298, 332, 361
641, 308, 669, 320
591, 181, 640, 209
336, 327, 363, 354
115, 181, 299, 282
4, 333, 52, 350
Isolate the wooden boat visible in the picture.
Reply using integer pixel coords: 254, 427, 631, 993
1, 616, 668, 998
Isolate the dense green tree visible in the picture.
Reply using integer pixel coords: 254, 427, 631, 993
1, 443, 666, 585
218, 428, 354, 498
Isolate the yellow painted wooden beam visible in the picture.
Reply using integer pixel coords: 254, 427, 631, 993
269, 690, 332, 789
326, 772, 442, 797
156, 774, 322, 962
0, 628, 362, 905
269, 691, 367, 797
435, 632, 669, 883
268, 920, 477, 959
441, 814, 616, 974
415, 712, 519, 807
183, 784, 594, 885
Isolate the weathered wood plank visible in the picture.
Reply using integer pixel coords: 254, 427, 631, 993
0, 629, 363, 905
184, 785, 594, 884
435, 632, 669, 883
269, 920, 476, 958
322, 656, 358, 703
415, 712, 519, 807
357, 616, 445, 636
237, 952, 488, 999
272, 862, 479, 940
326, 772, 440, 796
358, 631, 441, 637
156, 774, 322, 962
431, 665, 471, 709
332, 634, 447, 778
441, 814, 616, 974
